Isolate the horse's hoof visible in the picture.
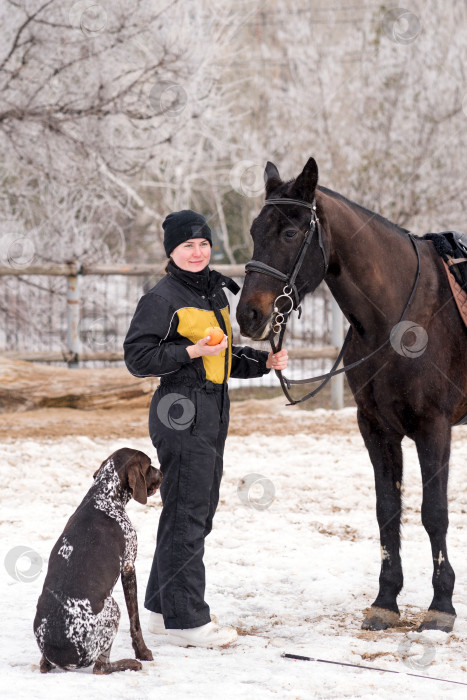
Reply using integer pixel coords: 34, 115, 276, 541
417, 610, 456, 633
361, 607, 399, 630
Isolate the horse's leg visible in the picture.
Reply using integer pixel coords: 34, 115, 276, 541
358, 410, 404, 630
414, 418, 456, 632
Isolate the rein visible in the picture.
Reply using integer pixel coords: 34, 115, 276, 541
245, 197, 421, 406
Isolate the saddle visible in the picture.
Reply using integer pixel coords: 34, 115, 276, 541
422, 231, 467, 426
423, 231, 467, 288
422, 230, 467, 328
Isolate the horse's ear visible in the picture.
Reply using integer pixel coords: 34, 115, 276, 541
264, 161, 282, 197
292, 157, 319, 201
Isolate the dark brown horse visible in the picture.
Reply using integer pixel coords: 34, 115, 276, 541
237, 157, 467, 633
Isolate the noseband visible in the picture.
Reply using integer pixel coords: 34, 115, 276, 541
243, 196, 421, 405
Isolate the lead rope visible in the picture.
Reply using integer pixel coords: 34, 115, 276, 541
270, 323, 353, 406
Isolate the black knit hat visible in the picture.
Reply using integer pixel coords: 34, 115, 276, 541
162, 209, 212, 258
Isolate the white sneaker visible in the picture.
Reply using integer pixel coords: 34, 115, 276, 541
167, 621, 237, 648
148, 612, 168, 635
148, 612, 218, 635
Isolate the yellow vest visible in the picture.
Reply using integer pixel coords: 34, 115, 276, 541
176, 306, 232, 384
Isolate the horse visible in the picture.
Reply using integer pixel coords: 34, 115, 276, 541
236, 157, 467, 633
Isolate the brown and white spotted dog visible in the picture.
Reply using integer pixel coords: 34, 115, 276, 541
34, 448, 162, 675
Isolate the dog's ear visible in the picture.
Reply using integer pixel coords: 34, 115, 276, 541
127, 458, 148, 505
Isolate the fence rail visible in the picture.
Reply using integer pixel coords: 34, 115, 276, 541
0, 263, 247, 277
1, 346, 340, 364
0, 262, 345, 407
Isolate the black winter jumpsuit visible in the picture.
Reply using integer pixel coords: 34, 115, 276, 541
123, 261, 270, 630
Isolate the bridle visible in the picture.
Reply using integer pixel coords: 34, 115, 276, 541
245, 197, 326, 318
244, 196, 421, 406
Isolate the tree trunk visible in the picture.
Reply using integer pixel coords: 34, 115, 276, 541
0, 357, 157, 412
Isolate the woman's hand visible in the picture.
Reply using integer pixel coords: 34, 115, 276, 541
266, 349, 288, 371
186, 334, 228, 359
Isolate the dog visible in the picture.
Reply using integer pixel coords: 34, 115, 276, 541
33, 448, 162, 674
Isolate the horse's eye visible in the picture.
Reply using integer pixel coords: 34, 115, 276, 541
284, 229, 298, 239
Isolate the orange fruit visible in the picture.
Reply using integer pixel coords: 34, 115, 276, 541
204, 326, 224, 345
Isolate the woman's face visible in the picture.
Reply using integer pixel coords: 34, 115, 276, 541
171, 238, 211, 272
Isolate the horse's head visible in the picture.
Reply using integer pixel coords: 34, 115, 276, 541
237, 157, 328, 340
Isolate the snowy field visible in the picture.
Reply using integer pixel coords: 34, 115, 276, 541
2, 405, 467, 699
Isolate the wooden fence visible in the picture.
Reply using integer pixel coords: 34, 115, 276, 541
0, 262, 345, 407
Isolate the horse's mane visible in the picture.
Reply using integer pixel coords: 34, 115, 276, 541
278, 178, 410, 237
317, 186, 410, 237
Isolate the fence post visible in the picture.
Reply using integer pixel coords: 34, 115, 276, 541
331, 297, 344, 409
66, 264, 80, 368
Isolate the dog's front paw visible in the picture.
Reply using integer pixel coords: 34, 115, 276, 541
136, 646, 153, 661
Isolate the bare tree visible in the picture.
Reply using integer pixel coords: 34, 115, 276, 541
219, 1, 467, 238
0, 0, 245, 266
3, 0, 467, 355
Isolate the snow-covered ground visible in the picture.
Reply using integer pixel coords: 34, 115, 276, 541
2, 406, 467, 699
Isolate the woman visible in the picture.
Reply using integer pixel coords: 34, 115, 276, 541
124, 210, 287, 649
